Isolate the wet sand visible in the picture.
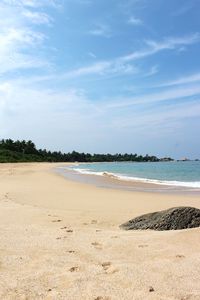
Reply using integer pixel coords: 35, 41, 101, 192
0, 162, 200, 299
56, 165, 200, 195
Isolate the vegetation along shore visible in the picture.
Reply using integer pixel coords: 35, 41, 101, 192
0, 139, 173, 163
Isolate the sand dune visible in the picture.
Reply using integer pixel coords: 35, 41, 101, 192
0, 163, 200, 300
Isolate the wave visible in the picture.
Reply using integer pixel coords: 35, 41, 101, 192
68, 167, 200, 189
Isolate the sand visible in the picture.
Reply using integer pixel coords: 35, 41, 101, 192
0, 162, 200, 300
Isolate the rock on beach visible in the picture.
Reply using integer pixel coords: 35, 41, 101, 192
120, 207, 200, 231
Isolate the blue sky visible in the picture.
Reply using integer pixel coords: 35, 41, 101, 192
0, 0, 200, 158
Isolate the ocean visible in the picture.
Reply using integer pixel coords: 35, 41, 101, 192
67, 161, 200, 189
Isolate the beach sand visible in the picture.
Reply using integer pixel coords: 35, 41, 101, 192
0, 163, 200, 300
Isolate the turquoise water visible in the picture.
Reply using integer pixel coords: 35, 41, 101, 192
69, 161, 200, 188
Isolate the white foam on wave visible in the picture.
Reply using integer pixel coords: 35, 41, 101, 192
69, 167, 200, 189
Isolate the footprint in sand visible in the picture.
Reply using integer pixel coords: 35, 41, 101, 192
4, 193, 10, 201
69, 266, 79, 272
101, 262, 111, 271
48, 214, 59, 217
138, 244, 148, 248
94, 297, 111, 300
176, 254, 185, 258
101, 262, 119, 274
149, 286, 155, 292
91, 220, 98, 224
52, 219, 62, 223
67, 250, 75, 254
61, 226, 67, 229
91, 242, 102, 250
66, 229, 73, 233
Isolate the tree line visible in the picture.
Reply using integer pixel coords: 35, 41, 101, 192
0, 139, 173, 163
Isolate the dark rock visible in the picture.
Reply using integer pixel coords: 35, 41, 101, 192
120, 207, 200, 231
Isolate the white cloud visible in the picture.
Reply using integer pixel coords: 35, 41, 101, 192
0, 27, 47, 74
0, 0, 53, 75
0, 27, 44, 47
1, 78, 200, 154
2, 0, 59, 8
0, 80, 105, 152
22, 10, 53, 25
128, 16, 143, 26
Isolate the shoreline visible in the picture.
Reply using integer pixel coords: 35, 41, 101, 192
56, 164, 200, 195
0, 162, 200, 299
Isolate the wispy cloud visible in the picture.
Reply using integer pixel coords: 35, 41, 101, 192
6, 33, 198, 82
88, 52, 97, 59
145, 33, 200, 51
171, 1, 195, 16
110, 100, 200, 130
63, 33, 200, 79
157, 73, 200, 87
2, 30, 198, 84
65, 61, 138, 78
144, 65, 159, 77
88, 24, 111, 38
121, 33, 200, 62
67, 61, 111, 77
106, 85, 200, 109
22, 10, 53, 25
128, 16, 143, 26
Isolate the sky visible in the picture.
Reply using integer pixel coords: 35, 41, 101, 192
0, 0, 200, 158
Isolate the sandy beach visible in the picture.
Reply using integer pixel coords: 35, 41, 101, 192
0, 163, 200, 300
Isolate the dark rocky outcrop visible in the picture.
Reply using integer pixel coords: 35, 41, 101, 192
120, 207, 200, 231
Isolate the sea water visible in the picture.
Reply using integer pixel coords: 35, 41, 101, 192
68, 161, 200, 189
